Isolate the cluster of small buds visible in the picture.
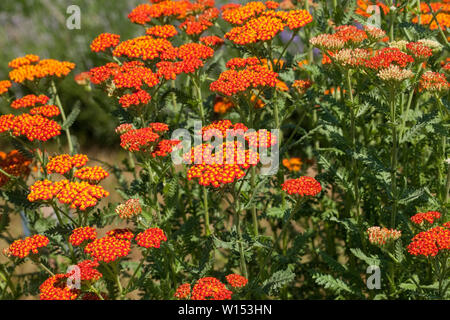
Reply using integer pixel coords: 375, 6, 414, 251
377, 64, 414, 82
69, 227, 97, 246
135, 228, 167, 248
115, 198, 142, 219
366, 226, 401, 246
281, 176, 322, 197
419, 71, 449, 93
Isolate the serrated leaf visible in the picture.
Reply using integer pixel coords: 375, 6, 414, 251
350, 248, 381, 266
62, 103, 81, 130
262, 268, 295, 295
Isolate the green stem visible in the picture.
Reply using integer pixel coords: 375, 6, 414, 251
203, 186, 211, 236
234, 189, 248, 279
390, 89, 399, 228
124, 249, 149, 296
51, 81, 74, 154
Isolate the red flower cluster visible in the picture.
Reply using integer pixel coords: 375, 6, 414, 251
84, 235, 131, 263
11, 94, 49, 109
365, 48, 414, 70
5, 234, 49, 259
73, 259, 103, 281
210, 58, 279, 96
407, 225, 450, 257
410, 211, 441, 225
29, 105, 60, 118
90, 33, 120, 52
46, 154, 89, 175
28, 179, 109, 210
74, 166, 109, 183
69, 227, 97, 246
225, 274, 248, 288
135, 227, 167, 248
174, 283, 191, 299
39, 274, 79, 300
419, 71, 449, 93
191, 277, 233, 300
406, 42, 433, 60
146, 25, 178, 38
0, 113, 61, 142
113, 36, 174, 61
281, 176, 322, 196
106, 228, 135, 240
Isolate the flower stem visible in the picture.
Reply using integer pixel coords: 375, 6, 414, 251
389, 89, 399, 228
203, 186, 211, 236
51, 81, 74, 155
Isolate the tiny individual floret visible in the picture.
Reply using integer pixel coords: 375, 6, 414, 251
69, 227, 97, 246
367, 226, 401, 246
135, 228, 167, 248
281, 176, 322, 196
225, 274, 248, 288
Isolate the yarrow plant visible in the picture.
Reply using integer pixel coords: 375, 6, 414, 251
0, 0, 449, 301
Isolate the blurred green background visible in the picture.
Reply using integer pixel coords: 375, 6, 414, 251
0, 0, 148, 147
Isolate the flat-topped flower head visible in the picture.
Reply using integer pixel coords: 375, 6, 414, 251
69, 227, 97, 246
5, 114, 61, 142
115, 198, 142, 219
8, 54, 40, 69
281, 176, 322, 197
9, 59, 75, 83
146, 25, 178, 38
46, 154, 88, 175
410, 211, 441, 225
39, 274, 79, 300
90, 33, 120, 52
191, 277, 232, 300
406, 42, 433, 60
282, 157, 302, 172
0, 80, 11, 96
174, 283, 191, 299
225, 274, 248, 288
377, 65, 414, 82
84, 236, 131, 263
419, 71, 449, 93
29, 105, 60, 118
135, 227, 167, 248
407, 225, 450, 257
5, 234, 49, 259
74, 166, 109, 183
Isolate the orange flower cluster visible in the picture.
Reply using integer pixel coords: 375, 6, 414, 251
407, 225, 450, 257
27, 179, 109, 210
213, 96, 234, 113
185, 141, 259, 188
146, 25, 178, 38
75, 259, 103, 281
128, 1, 191, 25
9, 58, 75, 83
46, 154, 89, 175
9, 93, 49, 109
419, 71, 450, 93
29, 105, 60, 118
84, 235, 131, 263
69, 226, 97, 246
191, 277, 233, 300
281, 176, 322, 196
107, 228, 135, 240
39, 274, 79, 300
8, 54, 40, 69
90, 33, 120, 52
5, 234, 49, 259
225, 274, 248, 288
282, 157, 302, 172
412, 2, 450, 30
115, 198, 142, 219
366, 226, 401, 246
355, 0, 390, 18
119, 90, 152, 109
224, 4, 312, 45
210, 58, 279, 96
113, 36, 174, 61
410, 211, 441, 225
0, 113, 61, 142
200, 35, 224, 47
0, 150, 31, 187
135, 227, 167, 248
74, 166, 109, 183
0, 80, 12, 95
